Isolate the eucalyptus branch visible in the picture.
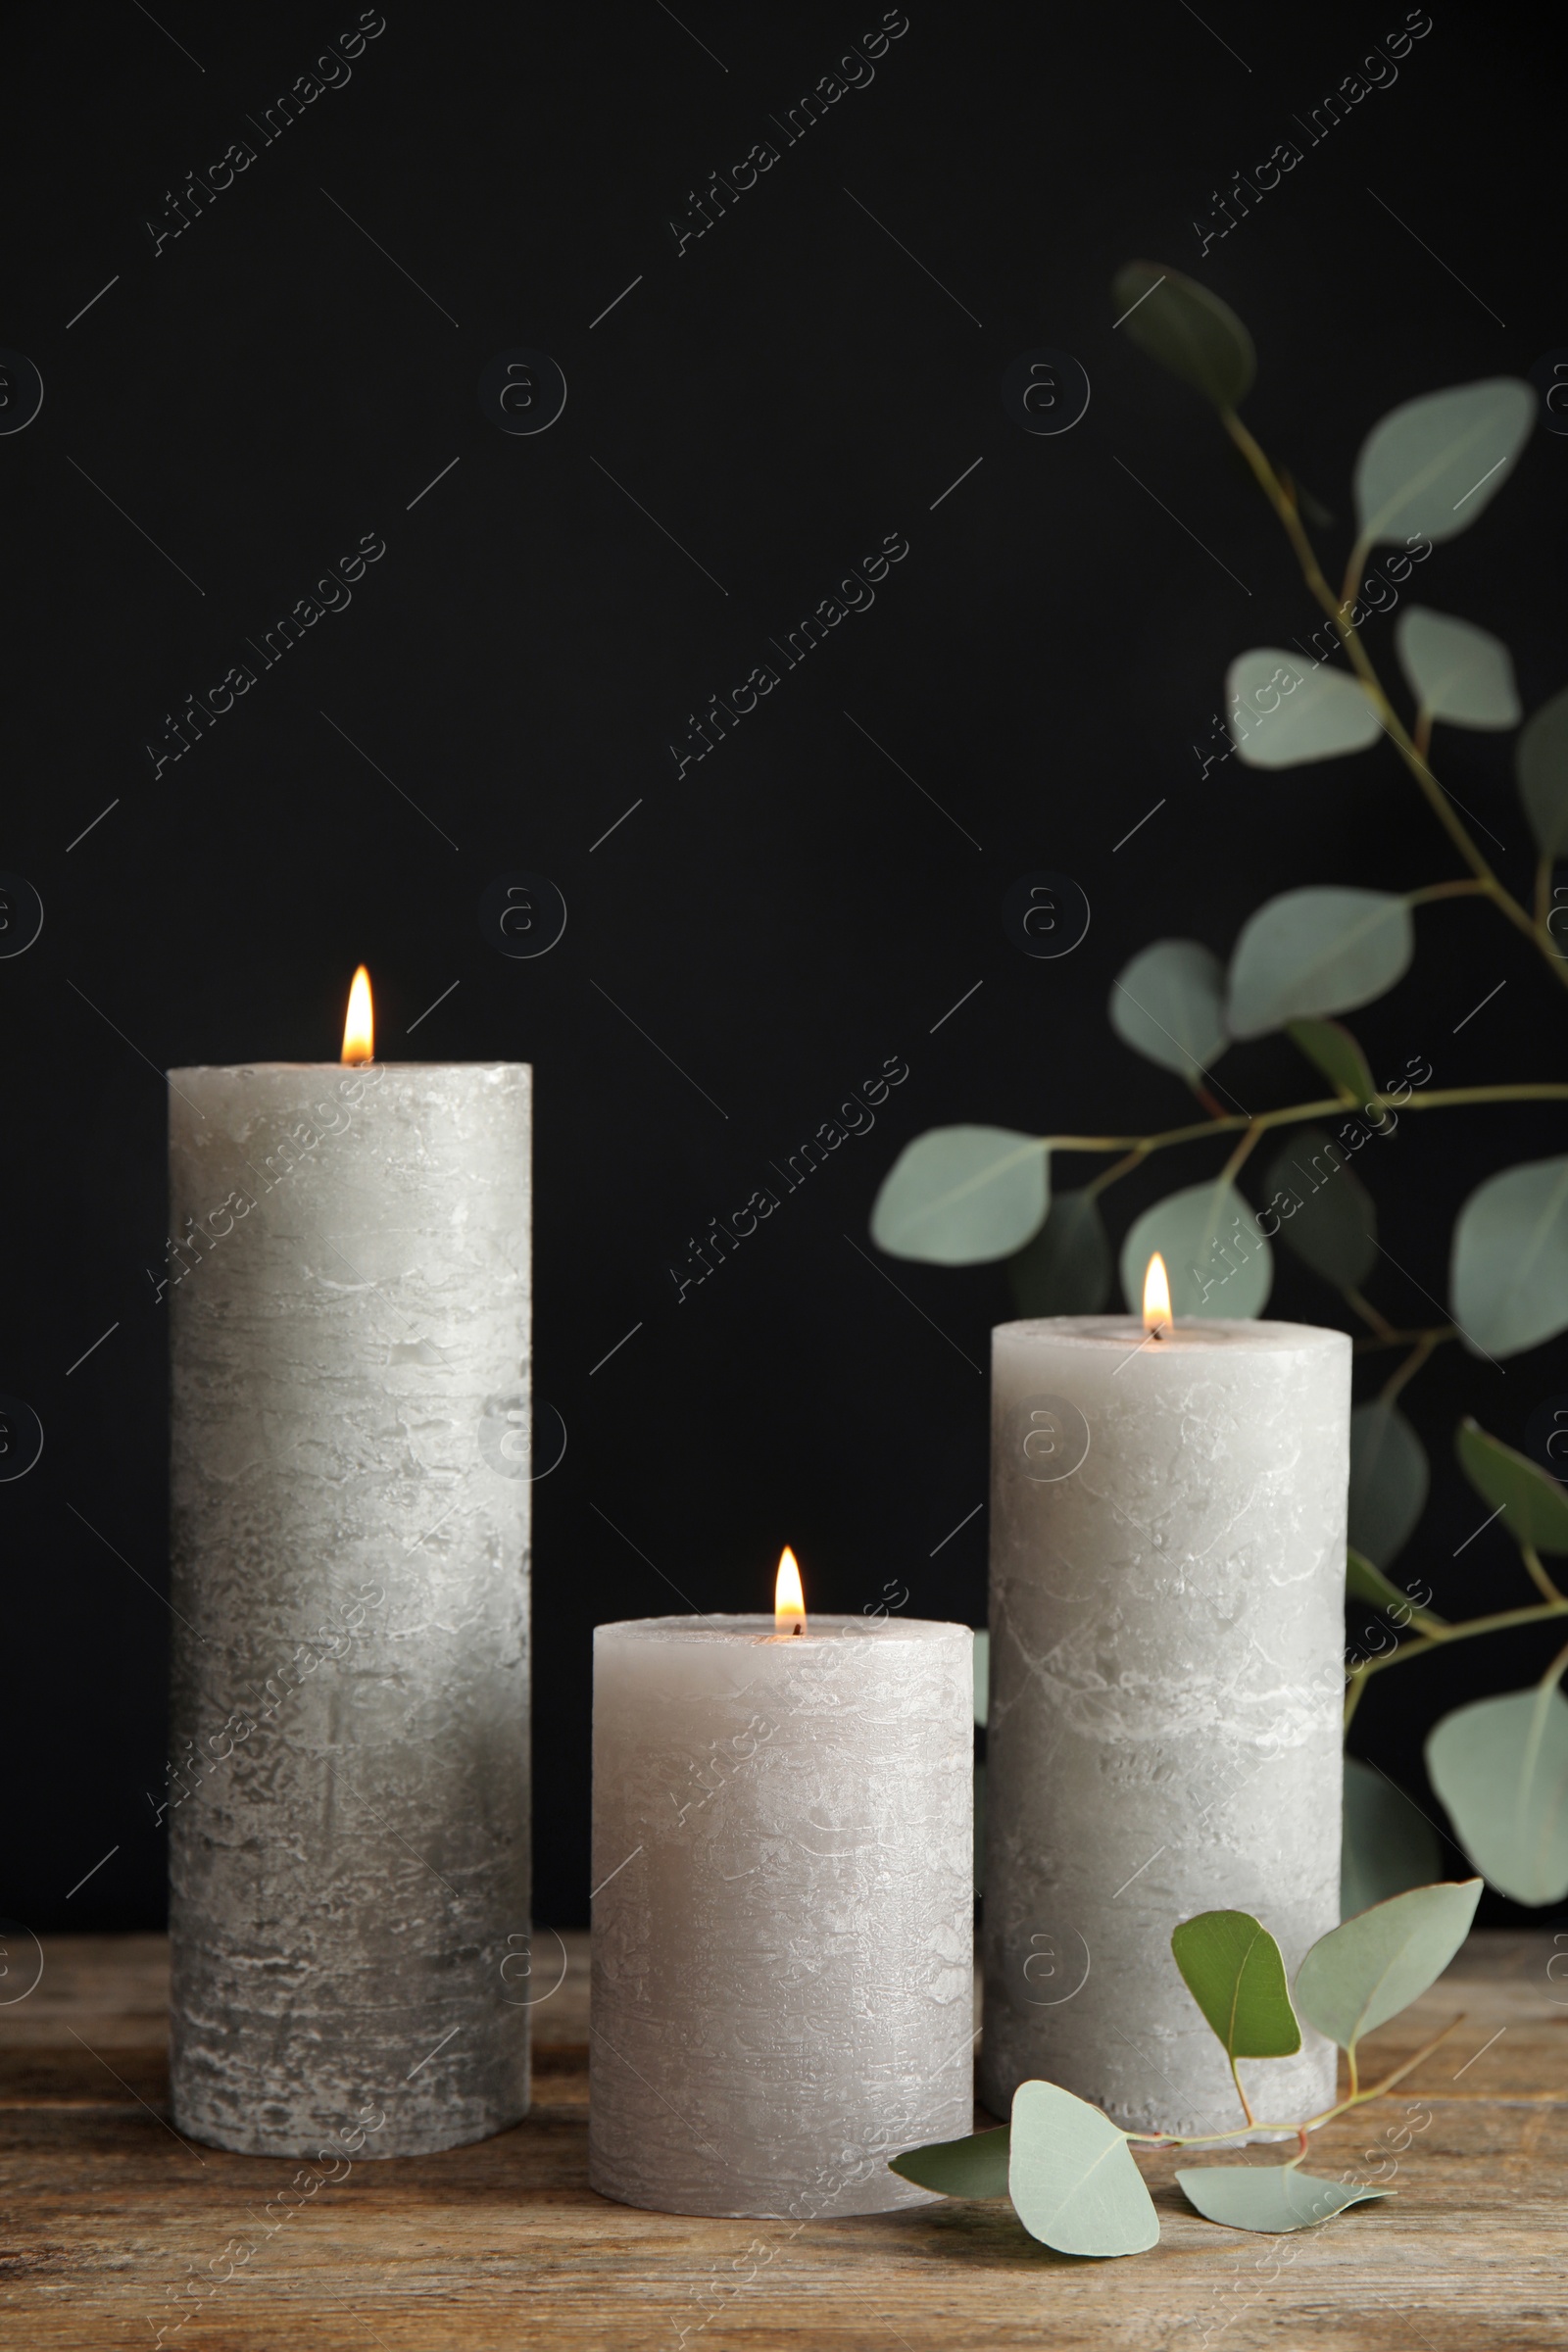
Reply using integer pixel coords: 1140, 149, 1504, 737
1220, 409, 1568, 994
1379, 1328, 1452, 1404
1048, 1083, 1568, 1187
1124, 2014, 1461, 2151
1344, 1594, 1568, 1730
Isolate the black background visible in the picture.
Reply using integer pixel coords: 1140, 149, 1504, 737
3, 0, 1566, 1936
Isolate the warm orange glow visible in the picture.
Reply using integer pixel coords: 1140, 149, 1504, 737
1143, 1251, 1173, 1338
774, 1545, 806, 1636
341, 966, 373, 1065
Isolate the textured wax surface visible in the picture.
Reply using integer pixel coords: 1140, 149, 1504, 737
590, 1615, 973, 2218
167, 1063, 531, 2157
981, 1318, 1350, 2137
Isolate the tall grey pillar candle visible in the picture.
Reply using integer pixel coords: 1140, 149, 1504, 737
591, 1614, 974, 2217
166, 1057, 531, 2157
981, 1316, 1350, 2137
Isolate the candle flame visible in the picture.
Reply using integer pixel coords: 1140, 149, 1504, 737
1143, 1251, 1173, 1338
341, 966, 374, 1065
774, 1545, 806, 1636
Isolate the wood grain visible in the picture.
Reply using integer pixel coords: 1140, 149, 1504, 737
1, 1931, 1563, 2348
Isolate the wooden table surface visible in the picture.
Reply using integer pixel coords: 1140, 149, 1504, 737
2, 1929, 1564, 2349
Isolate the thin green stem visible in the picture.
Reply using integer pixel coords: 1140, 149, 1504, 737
1343, 1286, 1396, 1341
1218, 1119, 1265, 1188
1124, 2017, 1461, 2151
1537, 854, 1555, 935
1047, 1085, 1568, 1188
1521, 1544, 1568, 1607
1406, 878, 1491, 906
1229, 2055, 1256, 2130
1352, 1324, 1455, 1356
1345, 1595, 1568, 1729
1380, 1328, 1451, 1404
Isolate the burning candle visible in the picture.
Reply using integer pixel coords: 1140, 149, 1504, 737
980, 1258, 1350, 2137
590, 1552, 973, 2217
166, 970, 532, 2156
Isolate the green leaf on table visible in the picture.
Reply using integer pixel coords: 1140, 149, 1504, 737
1226, 888, 1413, 1040
1450, 1156, 1568, 1358
1177, 2166, 1391, 2233
1352, 379, 1535, 550
1110, 261, 1254, 409
1227, 651, 1382, 769
973, 1628, 990, 1727
871, 1127, 1049, 1265
1343, 1756, 1444, 1918
1294, 1880, 1482, 2049
1426, 1687, 1568, 1907
891, 2123, 1010, 2200
1109, 940, 1229, 1082
1287, 1018, 1376, 1105
1119, 1180, 1273, 1321
1262, 1128, 1377, 1291
1395, 609, 1520, 729
1516, 685, 1568, 858
1348, 1401, 1430, 1566
1170, 1910, 1301, 2059
1346, 1547, 1418, 1614
1456, 1418, 1568, 1553
1008, 2082, 1160, 2257
1008, 1191, 1112, 1316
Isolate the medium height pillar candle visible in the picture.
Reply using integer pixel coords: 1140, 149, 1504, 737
591, 1609, 974, 2217
166, 1052, 531, 2156
981, 1314, 1350, 2137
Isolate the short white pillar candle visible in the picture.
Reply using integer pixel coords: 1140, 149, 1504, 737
981, 1313, 1350, 2137
590, 1608, 974, 2217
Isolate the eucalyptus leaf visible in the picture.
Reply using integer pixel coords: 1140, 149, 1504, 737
1348, 1401, 1430, 1566
1109, 940, 1229, 1082
1227, 651, 1383, 770
1455, 1418, 1568, 1553
1119, 1180, 1273, 1321
1111, 261, 1254, 409
1396, 608, 1520, 729
1287, 1018, 1376, 1105
1170, 1910, 1301, 2059
871, 1126, 1049, 1265
1008, 2081, 1160, 2257
1426, 1687, 1568, 1907
1342, 1756, 1444, 1918
1226, 888, 1414, 1041
1516, 684, 1568, 858
1262, 1128, 1377, 1291
1450, 1155, 1568, 1359
1352, 378, 1535, 550
973, 1628, 990, 1727
1178, 2166, 1390, 2233
891, 2123, 1010, 2200
1008, 1191, 1112, 1316
1294, 1879, 1482, 2050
